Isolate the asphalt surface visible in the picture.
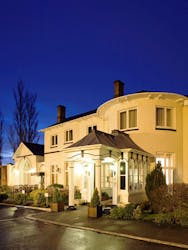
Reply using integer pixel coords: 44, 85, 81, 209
30, 205, 188, 249
0, 205, 180, 250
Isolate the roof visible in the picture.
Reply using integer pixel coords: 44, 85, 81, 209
48, 109, 97, 127
68, 129, 146, 152
23, 142, 44, 156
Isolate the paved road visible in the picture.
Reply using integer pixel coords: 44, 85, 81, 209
0, 206, 182, 250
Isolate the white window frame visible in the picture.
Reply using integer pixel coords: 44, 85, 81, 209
119, 108, 138, 131
156, 106, 175, 129
51, 135, 58, 146
120, 161, 126, 190
65, 129, 73, 142
156, 152, 174, 185
51, 165, 59, 184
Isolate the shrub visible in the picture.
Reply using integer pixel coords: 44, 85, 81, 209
101, 192, 110, 201
110, 203, 136, 220
14, 193, 26, 205
133, 205, 142, 220
0, 193, 8, 202
52, 188, 64, 203
30, 189, 46, 207
171, 183, 188, 208
74, 189, 81, 199
153, 212, 174, 225
173, 208, 188, 226
90, 188, 100, 207
110, 206, 126, 219
145, 161, 166, 201
140, 200, 152, 213
149, 185, 174, 213
62, 190, 68, 205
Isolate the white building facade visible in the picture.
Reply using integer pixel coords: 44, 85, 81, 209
9, 81, 188, 206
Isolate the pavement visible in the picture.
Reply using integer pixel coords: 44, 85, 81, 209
25, 205, 188, 249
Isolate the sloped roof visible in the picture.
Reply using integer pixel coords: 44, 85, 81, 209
49, 109, 97, 127
23, 142, 44, 156
68, 129, 146, 152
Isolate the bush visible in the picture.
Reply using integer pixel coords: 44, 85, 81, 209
133, 205, 142, 220
149, 185, 174, 213
52, 188, 64, 203
74, 189, 81, 199
0, 186, 12, 198
145, 162, 166, 201
90, 188, 100, 207
173, 208, 188, 226
0, 193, 8, 202
101, 192, 110, 201
110, 203, 136, 220
153, 212, 174, 225
171, 183, 188, 208
30, 189, 46, 207
14, 193, 26, 205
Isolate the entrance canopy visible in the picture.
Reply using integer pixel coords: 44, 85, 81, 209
64, 129, 153, 206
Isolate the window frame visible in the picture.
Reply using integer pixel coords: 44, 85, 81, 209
120, 161, 126, 190
155, 106, 175, 130
119, 108, 138, 131
156, 152, 174, 185
51, 135, 58, 147
65, 129, 73, 142
88, 125, 97, 134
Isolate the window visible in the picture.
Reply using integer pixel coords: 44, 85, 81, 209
156, 153, 174, 185
65, 130, 73, 142
88, 125, 97, 134
156, 107, 174, 129
128, 153, 148, 191
51, 165, 59, 184
120, 108, 137, 130
120, 161, 126, 190
51, 135, 58, 146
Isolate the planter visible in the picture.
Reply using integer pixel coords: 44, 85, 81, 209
50, 202, 64, 212
88, 205, 102, 218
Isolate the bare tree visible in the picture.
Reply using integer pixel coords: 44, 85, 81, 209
0, 111, 4, 165
8, 80, 39, 151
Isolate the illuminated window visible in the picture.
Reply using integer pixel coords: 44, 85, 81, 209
156, 107, 174, 129
120, 161, 126, 190
65, 130, 73, 142
128, 154, 148, 191
120, 108, 137, 130
51, 135, 58, 146
51, 165, 58, 184
156, 153, 174, 185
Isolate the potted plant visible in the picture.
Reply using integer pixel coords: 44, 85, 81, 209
50, 188, 64, 212
88, 188, 102, 218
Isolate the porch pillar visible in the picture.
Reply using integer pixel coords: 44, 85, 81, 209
95, 160, 101, 199
68, 162, 75, 208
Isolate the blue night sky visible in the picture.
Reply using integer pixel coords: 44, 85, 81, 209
0, 0, 188, 162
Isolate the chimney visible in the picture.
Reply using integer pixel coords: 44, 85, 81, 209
57, 105, 66, 123
114, 80, 124, 98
